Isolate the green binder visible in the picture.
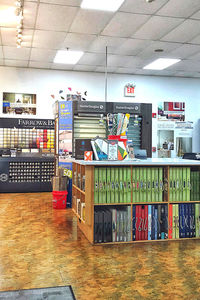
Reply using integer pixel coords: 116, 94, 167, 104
127, 167, 132, 203
106, 167, 111, 204
143, 167, 147, 202
132, 167, 136, 203
176, 167, 180, 202
135, 167, 140, 203
119, 167, 124, 203
102, 168, 107, 204
186, 167, 190, 202
169, 167, 173, 202
175, 204, 179, 239
182, 167, 187, 202
98, 168, 103, 204
155, 168, 159, 202
172, 204, 176, 239
111, 167, 115, 203
114, 168, 119, 203
194, 172, 197, 201
172, 168, 176, 202
147, 167, 151, 202
195, 203, 200, 238
139, 168, 143, 203
151, 167, 155, 202
190, 172, 193, 201
158, 168, 163, 202
94, 167, 99, 204
197, 172, 200, 201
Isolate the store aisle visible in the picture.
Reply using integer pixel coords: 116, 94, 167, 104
0, 193, 199, 300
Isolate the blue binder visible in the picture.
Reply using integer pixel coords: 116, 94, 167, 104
179, 204, 185, 238
132, 205, 136, 241
151, 205, 155, 240
155, 206, 158, 240
148, 205, 152, 240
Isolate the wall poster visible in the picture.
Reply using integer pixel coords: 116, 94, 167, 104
3, 92, 37, 115
158, 101, 185, 121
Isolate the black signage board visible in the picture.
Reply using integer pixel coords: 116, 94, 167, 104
112, 103, 141, 114
75, 101, 106, 113
0, 118, 55, 129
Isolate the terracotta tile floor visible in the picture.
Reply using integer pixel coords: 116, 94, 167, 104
0, 192, 200, 300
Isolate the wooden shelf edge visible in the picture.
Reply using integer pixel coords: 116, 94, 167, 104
93, 237, 200, 245
169, 201, 200, 203
72, 208, 85, 224
72, 184, 86, 195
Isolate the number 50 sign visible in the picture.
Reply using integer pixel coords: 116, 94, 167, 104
124, 83, 136, 97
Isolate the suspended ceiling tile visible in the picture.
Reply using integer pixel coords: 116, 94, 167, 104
187, 51, 200, 60
1, 28, 33, 47
78, 53, 105, 66
120, 0, 168, 14
0, 2, 18, 27
189, 34, 200, 45
0, 60, 4, 66
88, 36, 127, 53
168, 60, 200, 72
0, 46, 3, 58
113, 39, 150, 56
4, 59, 28, 67
29, 61, 52, 69
51, 63, 74, 70
174, 71, 200, 78
63, 33, 96, 51
23, 1, 38, 29
101, 12, 150, 38
40, 0, 81, 5
168, 44, 200, 59
73, 64, 96, 71
32, 30, 66, 50
95, 66, 117, 73
161, 19, 200, 43
36, 3, 78, 31
107, 55, 143, 68
191, 10, 200, 19
3, 46, 31, 60
138, 41, 182, 59
132, 16, 184, 40
134, 69, 176, 77
157, 0, 200, 18
115, 67, 136, 74
70, 9, 113, 34
30, 48, 57, 62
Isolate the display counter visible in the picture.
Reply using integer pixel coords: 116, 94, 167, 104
0, 156, 54, 192
72, 158, 200, 244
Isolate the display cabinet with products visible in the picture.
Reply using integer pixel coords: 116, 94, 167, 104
72, 159, 200, 245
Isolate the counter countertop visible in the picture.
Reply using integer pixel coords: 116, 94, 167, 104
71, 158, 200, 166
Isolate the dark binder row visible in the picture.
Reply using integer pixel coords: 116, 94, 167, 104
191, 171, 200, 201
94, 207, 131, 243
132, 204, 168, 241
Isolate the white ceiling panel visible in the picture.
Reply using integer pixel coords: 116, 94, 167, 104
23, 2, 38, 29
36, 3, 78, 31
4, 59, 28, 67
187, 51, 200, 60
78, 53, 105, 66
63, 33, 96, 51
115, 67, 136, 74
168, 60, 200, 72
1, 28, 33, 47
40, 0, 81, 5
32, 30, 66, 50
107, 55, 143, 68
167, 44, 200, 59
30, 48, 56, 62
161, 20, 200, 43
3, 46, 31, 60
88, 36, 126, 53
101, 12, 150, 38
138, 41, 182, 59
113, 39, 150, 56
73, 64, 96, 72
120, 0, 168, 14
189, 35, 200, 45
95, 66, 117, 73
157, 0, 200, 18
174, 71, 200, 78
29, 61, 52, 69
51, 63, 74, 70
0, 60, 4, 66
70, 9, 113, 34
191, 10, 200, 19
0, 2, 18, 27
133, 16, 184, 40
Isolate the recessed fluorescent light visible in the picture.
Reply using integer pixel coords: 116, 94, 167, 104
81, 0, 125, 12
54, 50, 84, 65
143, 58, 181, 70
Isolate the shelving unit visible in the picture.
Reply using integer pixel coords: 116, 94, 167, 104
72, 159, 200, 245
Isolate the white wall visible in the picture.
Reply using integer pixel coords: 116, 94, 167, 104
0, 66, 200, 152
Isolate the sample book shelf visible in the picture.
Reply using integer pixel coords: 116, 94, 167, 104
72, 159, 200, 245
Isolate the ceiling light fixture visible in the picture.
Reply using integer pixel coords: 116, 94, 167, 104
81, 0, 125, 12
15, 0, 24, 48
53, 50, 84, 65
143, 58, 181, 70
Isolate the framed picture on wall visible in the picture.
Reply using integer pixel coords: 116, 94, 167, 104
2, 92, 37, 115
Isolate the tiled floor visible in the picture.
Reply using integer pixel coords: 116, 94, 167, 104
0, 192, 199, 300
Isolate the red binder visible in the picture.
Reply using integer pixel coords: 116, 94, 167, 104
141, 205, 145, 240
135, 205, 139, 241
138, 205, 142, 240
144, 205, 148, 240
169, 204, 173, 239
